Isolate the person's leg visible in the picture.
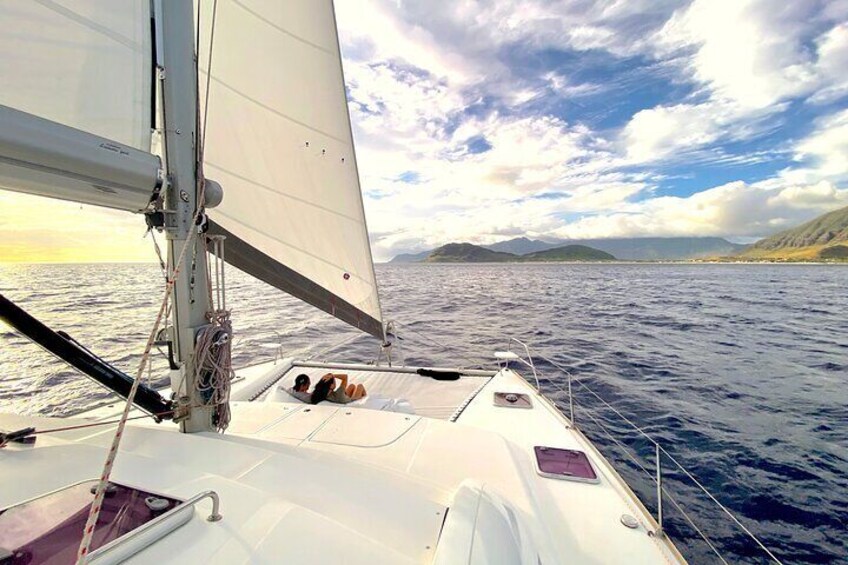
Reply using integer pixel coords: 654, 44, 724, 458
352, 384, 366, 400
345, 384, 356, 397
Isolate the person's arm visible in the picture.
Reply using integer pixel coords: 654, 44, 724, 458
333, 373, 349, 390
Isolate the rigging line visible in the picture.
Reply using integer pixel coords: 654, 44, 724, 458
658, 445, 784, 564
195, 0, 201, 100
395, 324, 481, 369
76, 181, 210, 563
304, 332, 362, 361
536, 355, 657, 445
25, 411, 176, 437
663, 490, 730, 565
202, 230, 215, 307
200, 0, 219, 151
148, 228, 168, 282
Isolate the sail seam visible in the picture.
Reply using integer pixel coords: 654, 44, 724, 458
210, 209, 373, 289
33, 0, 143, 51
201, 72, 349, 145
229, 0, 334, 55
204, 161, 364, 224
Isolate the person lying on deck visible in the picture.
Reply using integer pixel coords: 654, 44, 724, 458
287, 374, 312, 403
310, 373, 367, 405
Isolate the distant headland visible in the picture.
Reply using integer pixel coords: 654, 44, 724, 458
390, 205, 848, 264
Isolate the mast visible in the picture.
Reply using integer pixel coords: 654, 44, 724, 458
159, 0, 215, 433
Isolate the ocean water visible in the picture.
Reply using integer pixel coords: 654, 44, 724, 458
1, 262, 846, 563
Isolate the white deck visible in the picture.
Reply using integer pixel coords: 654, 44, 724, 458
0, 362, 685, 564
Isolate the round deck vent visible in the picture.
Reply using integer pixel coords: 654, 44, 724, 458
90, 482, 118, 497
620, 514, 639, 529
145, 496, 171, 512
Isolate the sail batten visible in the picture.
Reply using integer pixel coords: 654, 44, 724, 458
200, 0, 383, 335
204, 162, 366, 223
228, 0, 334, 54
209, 209, 372, 283
0, 0, 154, 151
32, 0, 145, 51
199, 73, 350, 144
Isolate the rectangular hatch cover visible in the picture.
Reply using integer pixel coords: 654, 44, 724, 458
534, 446, 600, 483
0, 480, 184, 563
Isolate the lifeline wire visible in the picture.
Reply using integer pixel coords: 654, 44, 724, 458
534, 352, 782, 564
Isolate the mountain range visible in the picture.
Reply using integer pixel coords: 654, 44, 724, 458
423, 242, 615, 263
391, 236, 745, 262
389, 205, 848, 263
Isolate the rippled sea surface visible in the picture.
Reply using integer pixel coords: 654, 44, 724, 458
1, 262, 846, 563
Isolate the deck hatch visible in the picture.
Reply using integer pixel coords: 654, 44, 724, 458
534, 446, 599, 483
493, 392, 532, 409
0, 480, 185, 563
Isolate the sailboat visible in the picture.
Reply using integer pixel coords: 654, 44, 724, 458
0, 2, 774, 563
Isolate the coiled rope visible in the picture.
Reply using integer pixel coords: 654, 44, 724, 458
194, 309, 234, 432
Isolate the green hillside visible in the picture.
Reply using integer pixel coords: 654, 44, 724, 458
392, 236, 745, 262
750, 205, 848, 250
423, 242, 615, 262
739, 205, 848, 260
425, 243, 517, 262
521, 245, 615, 262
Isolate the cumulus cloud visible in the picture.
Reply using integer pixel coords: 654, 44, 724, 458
620, 0, 848, 162
780, 108, 848, 185
654, 0, 823, 108
552, 180, 848, 240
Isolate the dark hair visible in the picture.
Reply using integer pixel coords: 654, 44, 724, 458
294, 374, 310, 392
310, 377, 334, 405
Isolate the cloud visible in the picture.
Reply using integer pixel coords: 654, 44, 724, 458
618, 1, 848, 164
336, 0, 474, 85
780, 107, 848, 185
331, 1, 848, 261
654, 0, 824, 109
808, 23, 848, 104
551, 180, 848, 240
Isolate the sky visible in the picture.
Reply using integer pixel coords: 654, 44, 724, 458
2, 0, 848, 263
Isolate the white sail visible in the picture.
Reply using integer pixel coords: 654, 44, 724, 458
0, 0, 153, 150
0, 0, 160, 212
198, 0, 384, 337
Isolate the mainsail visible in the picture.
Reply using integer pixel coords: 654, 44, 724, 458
0, 0, 159, 212
198, 0, 384, 338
